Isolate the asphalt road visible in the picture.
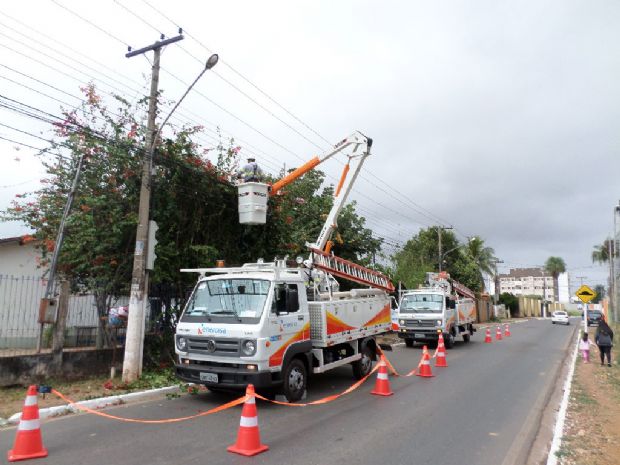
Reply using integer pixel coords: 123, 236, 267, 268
1, 318, 576, 465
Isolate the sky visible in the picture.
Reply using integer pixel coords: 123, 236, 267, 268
0, 0, 618, 295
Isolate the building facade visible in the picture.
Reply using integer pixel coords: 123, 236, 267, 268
498, 268, 570, 303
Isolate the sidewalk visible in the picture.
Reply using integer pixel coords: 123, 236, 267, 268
554, 323, 619, 465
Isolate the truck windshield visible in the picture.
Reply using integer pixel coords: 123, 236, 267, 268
184, 278, 271, 321
400, 294, 443, 313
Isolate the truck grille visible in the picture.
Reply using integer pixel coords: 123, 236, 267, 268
186, 337, 240, 357
403, 319, 436, 328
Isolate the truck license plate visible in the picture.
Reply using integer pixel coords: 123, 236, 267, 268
199, 372, 218, 383
414, 333, 425, 339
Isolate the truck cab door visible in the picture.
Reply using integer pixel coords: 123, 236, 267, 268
267, 283, 308, 368
445, 296, 456, 328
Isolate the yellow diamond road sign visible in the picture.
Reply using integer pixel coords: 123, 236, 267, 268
576, 285, 596, 303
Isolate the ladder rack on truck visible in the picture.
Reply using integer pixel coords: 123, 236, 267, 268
310, 247, 394, 293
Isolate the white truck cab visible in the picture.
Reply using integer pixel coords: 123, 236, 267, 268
397, 272, 476, 349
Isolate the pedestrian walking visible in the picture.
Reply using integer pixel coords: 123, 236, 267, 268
595, 318, 614, 367
579, 332, 591, 363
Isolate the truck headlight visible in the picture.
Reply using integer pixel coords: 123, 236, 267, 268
177, 336, 187, 351
399, 319, 405, 326
436, 320, 442, 326
241, 339, 257, 356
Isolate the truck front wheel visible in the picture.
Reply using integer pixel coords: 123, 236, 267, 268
352, 346, 374, 380
405, 339, 414, 348
444, 331, 455, 349
282, 359, 307, 402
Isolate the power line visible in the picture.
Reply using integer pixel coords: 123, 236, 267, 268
0, 178, 39, 189
0, 10, 144, 90
126, 1, 453, 230
140, 0, 335, 148
50, 0, 128, 47
135, 0, 459, 228
0, 134, 70, 161
11, 3, 462, 243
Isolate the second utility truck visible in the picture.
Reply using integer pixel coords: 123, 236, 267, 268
397, 272, 476, 349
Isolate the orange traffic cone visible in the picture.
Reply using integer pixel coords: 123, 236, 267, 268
227, 385, 269, 456
416, 346, 434, 377
8, 385, 47, 462
435, 335, 448, 368
495, 326, 503, 341
371, 356, 393, 396
484, 328, 492, 343
504, 324, 511, 337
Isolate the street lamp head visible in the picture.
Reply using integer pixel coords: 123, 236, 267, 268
205, 54, 219, 70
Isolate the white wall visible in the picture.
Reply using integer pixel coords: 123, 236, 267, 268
558, 272, 570, 303
0, 239, 45, 276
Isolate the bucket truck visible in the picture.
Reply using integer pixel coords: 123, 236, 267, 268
174, 131, 394, 402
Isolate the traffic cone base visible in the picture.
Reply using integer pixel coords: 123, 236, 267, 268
227, 385, 269, 456
8, 385, 47, 462
371, 357, 393, 396
417, 346, 435, 377
484, 328, 492, 343
435, 350, 448, 367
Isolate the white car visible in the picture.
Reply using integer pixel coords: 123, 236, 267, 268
551, 311, 570, 325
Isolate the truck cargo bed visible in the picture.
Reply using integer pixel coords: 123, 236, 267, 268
308, 295, 390, 347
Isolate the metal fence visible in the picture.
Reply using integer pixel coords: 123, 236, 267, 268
0, 275, 129, 356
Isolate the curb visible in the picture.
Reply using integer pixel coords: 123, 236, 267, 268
546, 332, 580, 465
6, 385, 181, 425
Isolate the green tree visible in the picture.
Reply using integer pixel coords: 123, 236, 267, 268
270, 168, 382, 266
464, 236, 496, 291
498, 292, 519, 315
592, 284, 605, 304
2, 84, 383, 349
392, 227, 485, 292
592, 239, 616, 264
544, 256, 566, 303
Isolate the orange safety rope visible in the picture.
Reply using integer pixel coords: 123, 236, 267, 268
376, 346, 418, 377
51, 389, 246, 424
254, 362, 380, 406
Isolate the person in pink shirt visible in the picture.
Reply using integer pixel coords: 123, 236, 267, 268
579, 332, 591, 363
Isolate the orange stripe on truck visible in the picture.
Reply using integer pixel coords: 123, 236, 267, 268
326, 312, 357, 334
269, 322, 311, 367
363, 303, 391, 327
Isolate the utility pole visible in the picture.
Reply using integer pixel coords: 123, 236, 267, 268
608, 238, 614, 321
122, 34, 184, 383
36, 152, 86, 352
492, 259, 504, 303
541, 268, 547, 318
437, 226, 453, 273
614, 202, 620, 323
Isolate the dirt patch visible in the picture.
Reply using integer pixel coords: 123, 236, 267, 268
0, 368, 178, 422
557, 324, 620, 465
